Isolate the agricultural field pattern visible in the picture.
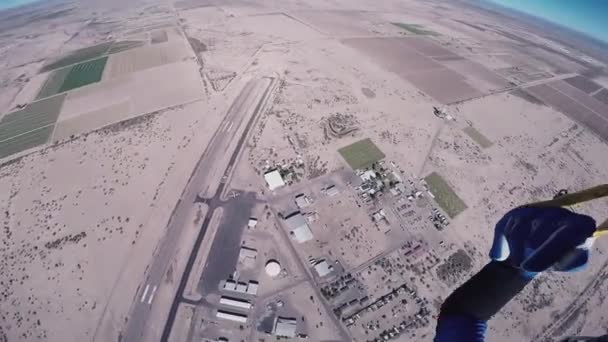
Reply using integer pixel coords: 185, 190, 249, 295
0, 0, 608, 342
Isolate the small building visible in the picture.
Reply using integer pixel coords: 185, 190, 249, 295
236, 282, 248, 293
219, 296, 252, 310
284, 212, 313, 243
360, 169, 377, 182
216, 310, 248, 323
294, 193, 311, 208
239, 246, 257, 262
264, 169, 285, 191
223, 280, 237, 292
372, 209, 386, 222
313, 259, 333, 277
323, 184, 340, 197
248, 217, 258, 228
274, 316, 297, 338
246, 281, 259, 295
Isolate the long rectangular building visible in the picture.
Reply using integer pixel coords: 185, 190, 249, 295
219, 296, 252, 310
216, 310, 248, 323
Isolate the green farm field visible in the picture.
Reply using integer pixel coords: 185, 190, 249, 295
392, 23, 439, 36
40, 41, 113, 73
37, 57, 108, 99
425, 172, 467, 218
338, 138, 385, 169
463, 126, 493, 148
0, 125, 54, 159
59, 56, 108, 93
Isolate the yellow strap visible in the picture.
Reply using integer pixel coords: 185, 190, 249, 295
524, 184, 608, 237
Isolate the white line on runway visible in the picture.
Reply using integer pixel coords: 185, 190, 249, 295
147, 286, 158, 305
225, 122, 234, 132
141, 284, 150, 302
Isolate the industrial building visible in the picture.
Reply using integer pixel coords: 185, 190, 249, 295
219, 296, 252, 310
238, 246, 257, 262
274, 316, 297, 338
314, 259, 333, 277
223, 279, 259, 295
321, 184, 340, 196
264, 169, 285, 190
295, 193, 311, 208
216, 310, 248, 323
284, 211, 313, 243
246, 281, 259, 295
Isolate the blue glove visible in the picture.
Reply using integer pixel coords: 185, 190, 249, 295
489, 207, 596, 278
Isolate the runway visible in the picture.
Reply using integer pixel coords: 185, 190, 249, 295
122, 77, 275, 342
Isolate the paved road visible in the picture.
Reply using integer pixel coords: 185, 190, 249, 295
196, 191, 256, 296
266, 204, 352, 341
160, 77, 275, 341
122, 77, 274, 342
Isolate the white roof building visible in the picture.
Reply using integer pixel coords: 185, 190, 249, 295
239, 246, 257, 261
246, 281, 259, 295
294, 193, 310, 208
264, 170, 285, 190
285, 212, 313, 243
313, 260, 333, 277
216, 310, 248, 323
219, 296, 252, 310
247, 218, 258, 228
274, 317, 297, 338
360, 170, 377, 182
223, 280, 237, 291
236, 283, 248, 293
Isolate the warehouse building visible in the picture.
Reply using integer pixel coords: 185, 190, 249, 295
219, 296, 252, 310
284, 211, 313, 243
274, 316, 297, 338
216, 310, 248, 323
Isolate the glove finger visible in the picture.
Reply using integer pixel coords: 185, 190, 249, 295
553, 237, 595, 272
502, 207, 538, 264
522, 214, 596, 272
553, 248, 590, 272
489, 233, 509, 261
489, 212, 517, 260
526, 208, 594, 249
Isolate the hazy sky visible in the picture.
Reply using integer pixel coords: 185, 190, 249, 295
490, 0, 608, 43
0, 0, 39, 10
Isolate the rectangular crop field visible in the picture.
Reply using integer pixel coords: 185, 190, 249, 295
108, 40, 146, 54
37, 57, 108, 99
151, 30, 169, 44
59, 56, 108, 93
40, 41, 113, 73
392, 23, 439, 36
563, 75, 601, 94
425, 172, 467, 218
343, 37, 483, 104
0, 94, 65, 142
36, 67, 71, 99
0, 125, 54, 159
338, 138, 385, 169
463, 126, 493, 148
527, 84, 608, 142
594, 88, 608, 106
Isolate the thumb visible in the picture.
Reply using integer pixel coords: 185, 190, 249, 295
553, 237, 594, 272
490, 220, 510, 261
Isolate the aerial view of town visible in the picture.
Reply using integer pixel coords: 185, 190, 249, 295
1, 0, 607, 341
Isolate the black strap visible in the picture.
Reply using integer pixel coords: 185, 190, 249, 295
440, 261, 532, 321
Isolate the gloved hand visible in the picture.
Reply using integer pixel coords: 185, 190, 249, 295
489, 206, 596, 278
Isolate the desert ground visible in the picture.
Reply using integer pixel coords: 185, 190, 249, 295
1, 0, 608, 341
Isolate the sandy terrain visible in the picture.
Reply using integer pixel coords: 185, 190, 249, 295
0, 98, 225, 340
1, 0, 608, 341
